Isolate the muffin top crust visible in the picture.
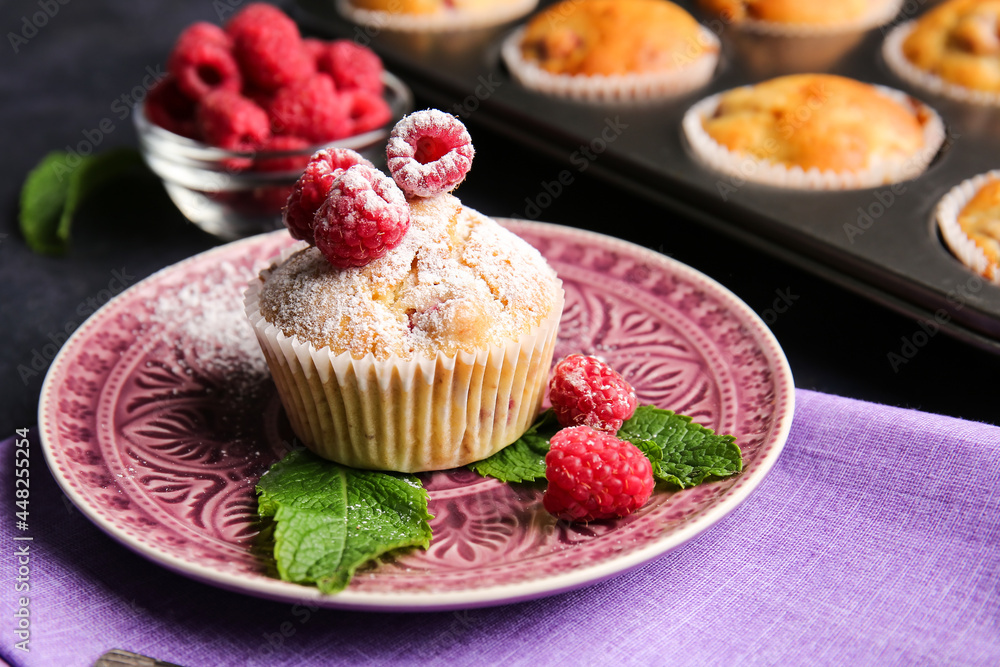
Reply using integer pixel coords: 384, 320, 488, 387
700, 74, 930, 172
349, 0, 519, 14
697, 0, 884, 25
958, 178, 1000, 268
902, 0, 1000, 93
257, 193, 561, 360
519, 0, 713, 76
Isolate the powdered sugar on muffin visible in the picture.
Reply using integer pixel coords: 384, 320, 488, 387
257, 192, 559, 360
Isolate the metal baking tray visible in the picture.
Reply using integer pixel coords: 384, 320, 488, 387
295, 0, 1000, 353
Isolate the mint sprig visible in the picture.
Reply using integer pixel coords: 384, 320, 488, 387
256, 407, 740, 594
469, 405, 742, 489
256, 450, 433, 594
618, 406, 742, 489
19, 148, 143, 254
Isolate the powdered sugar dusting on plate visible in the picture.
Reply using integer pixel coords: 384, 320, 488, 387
146, 258, 270, 398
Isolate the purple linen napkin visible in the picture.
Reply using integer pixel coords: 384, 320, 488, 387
2, 388, 998, 667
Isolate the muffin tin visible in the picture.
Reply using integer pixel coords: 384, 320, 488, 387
295, 0, 1000, 353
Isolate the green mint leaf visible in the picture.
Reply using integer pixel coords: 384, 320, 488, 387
257, 449, 433, 594
632, 439, 664, 468
335, 469, 433, 593
19, 148, 143, 255
618, 405, 742, 489
468, 409, 560, 483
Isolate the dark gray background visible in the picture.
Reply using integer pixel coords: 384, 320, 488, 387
2, 0, 997, 436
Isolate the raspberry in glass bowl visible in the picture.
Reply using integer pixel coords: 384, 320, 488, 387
134, 4, 412, 240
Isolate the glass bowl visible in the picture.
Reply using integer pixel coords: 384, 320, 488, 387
134, 73, 413, 240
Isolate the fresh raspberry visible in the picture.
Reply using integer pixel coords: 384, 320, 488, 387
228, 3, 313, 91
282, 148, 374, 243
317, 40, 383, 95
267, 73, 350, 142
386, 109, 474, 198
252, 135, 312, 173
196, 89, 271, 151
241, 83, 275, 112
167, 22, 241, 101
224, 3, 286, 39
145, 76, 199, 139
548, 354, 637, 432
313, 164, 411, 268
543, 426, 654, 522
302, 38, 328, 66
169, 40, 242, 101
174, 21, 232, 51
345, 89, 392, 136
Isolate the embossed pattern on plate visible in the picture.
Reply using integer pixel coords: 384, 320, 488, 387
39, 221, 794, 610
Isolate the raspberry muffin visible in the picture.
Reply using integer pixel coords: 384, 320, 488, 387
337, 0, 538, 31
682, 73, 945, 189
884, 0, 1000, 105
245, 111, 564, 472
937, 171, 1000, 283
502, 0, 719, 101
698, 0, 902, 77
697, 0, 903, 33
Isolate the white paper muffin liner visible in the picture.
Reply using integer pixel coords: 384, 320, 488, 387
936, 170, 1000, 284
501, 25, 720, 103
883, 20, 1000, 107
715, 0, 904, 35
245, 246, 564, 472
681, 83, 946, 190
336, 0, 538, 32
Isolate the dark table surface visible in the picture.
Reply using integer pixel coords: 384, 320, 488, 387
2, 0, 998, 438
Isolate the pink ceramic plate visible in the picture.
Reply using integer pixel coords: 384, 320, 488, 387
38, 221, 794, 611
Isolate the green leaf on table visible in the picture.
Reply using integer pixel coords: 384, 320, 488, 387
19, 148, 143, 255
468, 409, 560, 483
618, 406, 742, 489
256, 449, 433, 594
